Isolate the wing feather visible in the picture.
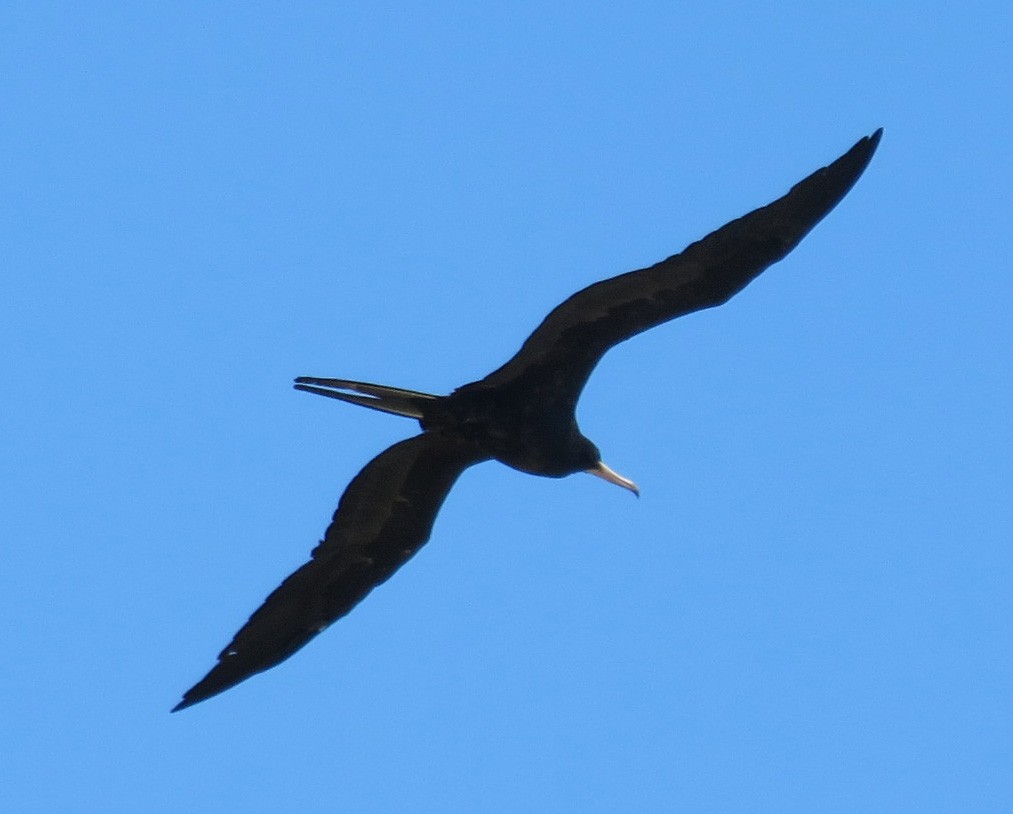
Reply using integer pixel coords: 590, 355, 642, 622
173, 433, 487, 711
478, 130, 882, 403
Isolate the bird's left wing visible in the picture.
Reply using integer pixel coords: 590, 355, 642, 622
477, 130, 881, 405
173, 433, 488, 711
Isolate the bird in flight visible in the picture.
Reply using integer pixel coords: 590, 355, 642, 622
173, 130, 881, 711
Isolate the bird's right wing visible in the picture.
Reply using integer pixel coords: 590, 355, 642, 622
173, 432, 489, 711
478, 130, 882, 406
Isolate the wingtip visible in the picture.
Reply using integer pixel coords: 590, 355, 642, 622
170, 666, 244, 713
171, 686, 208, 712
171, 684, 223, 713
853, 128, 883, 162
849, 127, 883, 178
171, 668, 233, 712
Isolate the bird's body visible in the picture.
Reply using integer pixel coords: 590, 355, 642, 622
173, 130, 882, 711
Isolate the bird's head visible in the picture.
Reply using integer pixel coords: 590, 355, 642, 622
575, 436, 639, 497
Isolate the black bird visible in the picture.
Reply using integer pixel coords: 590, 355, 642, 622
173, 130, 881, 711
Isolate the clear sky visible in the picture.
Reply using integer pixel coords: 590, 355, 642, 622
3, 2, 1011, 811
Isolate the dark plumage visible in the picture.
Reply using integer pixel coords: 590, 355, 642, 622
173, 130, 881, 711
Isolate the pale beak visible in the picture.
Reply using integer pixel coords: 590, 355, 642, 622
586, 461, 640, 497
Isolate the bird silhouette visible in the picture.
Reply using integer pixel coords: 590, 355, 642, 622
173, 129, 881, 711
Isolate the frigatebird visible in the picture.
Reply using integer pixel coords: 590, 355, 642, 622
173, 130, 881, 711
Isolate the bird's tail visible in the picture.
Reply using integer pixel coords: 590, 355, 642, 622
293, 377, 437, 419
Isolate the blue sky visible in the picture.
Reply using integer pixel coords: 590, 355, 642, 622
3, 2, 1011, 811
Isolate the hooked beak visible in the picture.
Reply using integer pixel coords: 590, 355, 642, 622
586, 461, 639, 497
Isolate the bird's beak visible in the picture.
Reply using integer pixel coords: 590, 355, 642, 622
587, 461, 640, 497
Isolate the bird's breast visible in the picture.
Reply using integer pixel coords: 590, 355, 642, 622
421, 386, 579, 478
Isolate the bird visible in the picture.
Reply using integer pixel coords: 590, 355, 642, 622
172, 129, 882, 712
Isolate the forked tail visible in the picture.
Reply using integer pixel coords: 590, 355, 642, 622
293, 377, 438, 419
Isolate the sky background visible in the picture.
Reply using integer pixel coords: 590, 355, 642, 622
3, 2, 1011, 811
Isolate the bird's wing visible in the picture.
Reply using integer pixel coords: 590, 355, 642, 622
173, 433, 488, 711
477, 130, 881, 406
